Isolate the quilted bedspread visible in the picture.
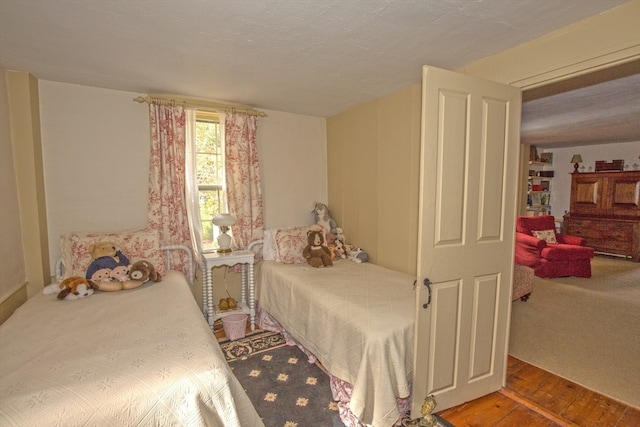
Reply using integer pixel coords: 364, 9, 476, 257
258, 260, 415, 427
0, 271, 263, 427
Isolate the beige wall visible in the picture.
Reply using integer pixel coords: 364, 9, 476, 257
327, 85, 421, 274
327, 0, 640, 274
0, 67, 27, 322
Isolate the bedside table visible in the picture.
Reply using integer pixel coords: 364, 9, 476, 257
202, 250, 255, 332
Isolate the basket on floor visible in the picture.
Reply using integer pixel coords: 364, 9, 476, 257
222, 313, 248, 341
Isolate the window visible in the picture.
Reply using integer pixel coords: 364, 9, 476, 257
195, 111, 225, 252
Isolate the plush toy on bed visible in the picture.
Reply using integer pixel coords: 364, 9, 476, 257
43, 276, 99, 300
303, 229, 333, 268
129, 260, 162, 284
85, 241, 144, 291
333, 239, 348, 259
346, 245, 369, 263
312, 202, 338, 238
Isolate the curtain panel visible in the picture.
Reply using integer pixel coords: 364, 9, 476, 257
224, 113, 264, 251
147, 104, 195, 278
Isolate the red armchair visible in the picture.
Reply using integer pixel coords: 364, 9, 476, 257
515, 215, 594, 278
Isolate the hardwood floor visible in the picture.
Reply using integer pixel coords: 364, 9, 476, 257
438, 356, 640, 427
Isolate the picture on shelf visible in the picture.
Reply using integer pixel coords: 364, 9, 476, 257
539, 153, 553, 164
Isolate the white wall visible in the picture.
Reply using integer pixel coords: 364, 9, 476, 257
542, 141, 640, 219
39, 81, 150, 271
38, 81, 327, 274
257, 109, 327, 228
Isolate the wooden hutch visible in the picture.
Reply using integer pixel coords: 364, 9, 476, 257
563, 170, 640, 262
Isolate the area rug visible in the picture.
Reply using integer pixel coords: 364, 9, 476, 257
509, 255, 640, 408
220, 329, 344, 427
219, 329, 454, 427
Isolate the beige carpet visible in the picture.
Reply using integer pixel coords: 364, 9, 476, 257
509, 255, 640, 409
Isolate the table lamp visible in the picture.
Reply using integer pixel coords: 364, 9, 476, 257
570, 154, 583, 173
212, 213, 235, 253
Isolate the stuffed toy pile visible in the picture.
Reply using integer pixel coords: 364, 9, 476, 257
310, 202, 368, 264
85, 241, 161, 291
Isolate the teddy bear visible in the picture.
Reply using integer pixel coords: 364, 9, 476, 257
43, 276, 99, 300
129, 260, 162, 284
90, 242, 129, 265
302, 229, 333, 268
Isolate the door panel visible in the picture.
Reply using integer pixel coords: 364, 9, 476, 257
412, 65, 521, 414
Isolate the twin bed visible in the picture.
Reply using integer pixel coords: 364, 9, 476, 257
0, 225, 417, 427
0, 230, 263, 427
255, 226, 417, 427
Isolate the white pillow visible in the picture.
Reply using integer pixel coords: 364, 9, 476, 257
263, 229, 278, 261
532, 229, 557, 244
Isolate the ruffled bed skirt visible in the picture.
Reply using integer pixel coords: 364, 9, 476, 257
256, 304, 411, 426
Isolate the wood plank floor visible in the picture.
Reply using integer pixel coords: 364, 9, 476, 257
438, 356, 640, 427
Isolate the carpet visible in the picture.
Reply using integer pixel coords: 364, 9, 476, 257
220, 329, 345, 427
509, 255, 640, 408
219, 329, 454, 427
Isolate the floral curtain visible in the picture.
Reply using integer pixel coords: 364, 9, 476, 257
224, 113, 264, 251
147, 103, 195, 279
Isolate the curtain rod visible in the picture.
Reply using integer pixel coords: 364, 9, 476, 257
133, 94, 267, 117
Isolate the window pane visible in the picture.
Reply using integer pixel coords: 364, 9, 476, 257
196, 117, 224, 252
196, 121, 222, 186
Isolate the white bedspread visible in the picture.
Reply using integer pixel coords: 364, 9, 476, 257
0, 271, 263, 427
258, 260, 415, 427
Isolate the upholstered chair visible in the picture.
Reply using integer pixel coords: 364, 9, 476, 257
515, 215, 594, 278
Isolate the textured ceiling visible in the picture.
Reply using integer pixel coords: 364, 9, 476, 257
0, 0, 637, 147
522, 60, 640, 148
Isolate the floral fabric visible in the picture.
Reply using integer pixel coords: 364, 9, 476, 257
147, 104, 195, 278
274, 226, 313, 264
532, 229, 557, 244
224, 113, 264, 252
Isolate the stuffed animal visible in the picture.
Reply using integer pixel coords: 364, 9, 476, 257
333, 239, 347, 259
129, 260, 162, 284
311, 202, 338, 238
90, 242, 129, 265
85, 243, 143, 291
43, 276, 99, 300
347, 245, 369, 263
302, 229, 333, 268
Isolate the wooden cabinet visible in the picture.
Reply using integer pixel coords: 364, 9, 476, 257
564, 171, 640, 261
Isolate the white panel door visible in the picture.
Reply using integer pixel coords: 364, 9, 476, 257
412, 65, 521, 414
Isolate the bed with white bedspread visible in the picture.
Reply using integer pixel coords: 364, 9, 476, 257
257, 255, 416, 427
0, 236, 263, 427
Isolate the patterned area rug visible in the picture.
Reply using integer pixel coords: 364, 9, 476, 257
219, 328, 454, 427
220, 329, 344, 427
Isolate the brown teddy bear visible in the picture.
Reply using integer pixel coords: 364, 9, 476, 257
129, 260, 162, 284
90, 242, 127, 264
302, 229, 333, 268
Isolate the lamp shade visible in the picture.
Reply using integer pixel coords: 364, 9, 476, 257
570, 154, 583, 164
212, 213, 236, 227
